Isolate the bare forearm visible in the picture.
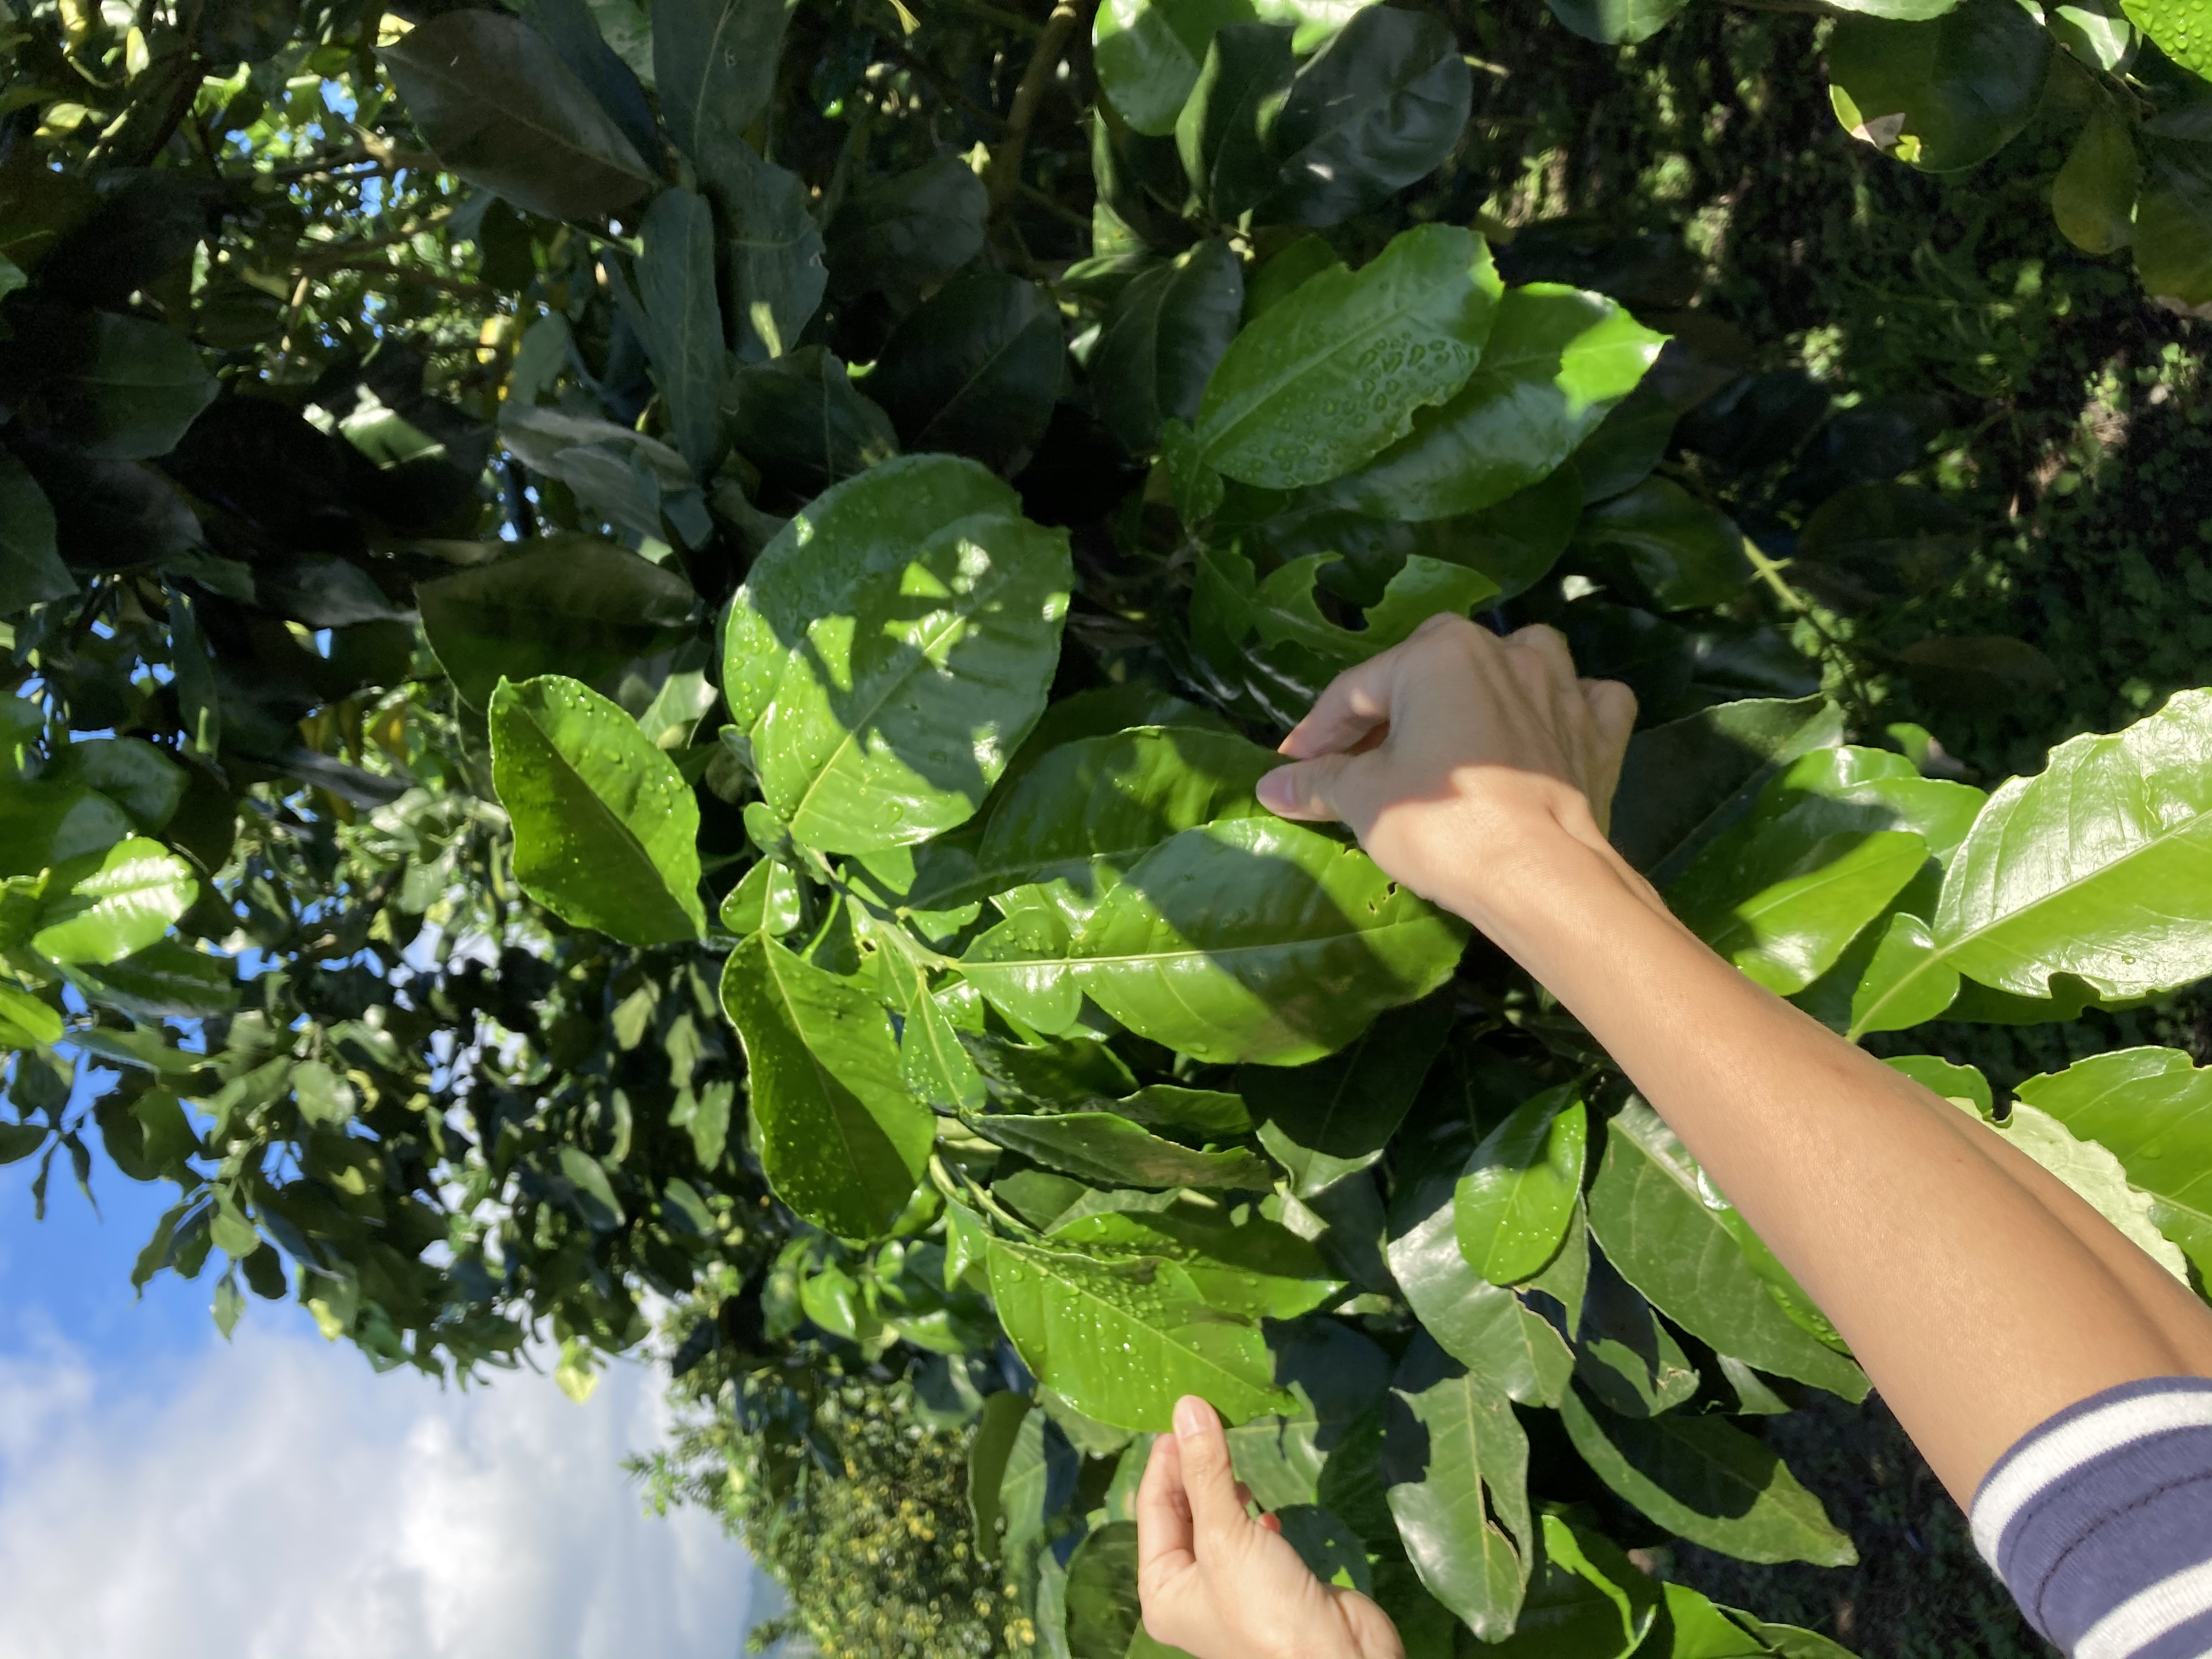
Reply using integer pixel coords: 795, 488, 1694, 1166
1452, 829, 2212, 1502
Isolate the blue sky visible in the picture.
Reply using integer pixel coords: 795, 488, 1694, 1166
0, 1059, 774, 1659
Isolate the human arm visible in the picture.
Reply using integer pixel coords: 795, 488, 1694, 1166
1136, 613, 2212, 1659
1253, 612, 2212, 1503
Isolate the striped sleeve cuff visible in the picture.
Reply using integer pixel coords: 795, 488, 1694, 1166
1970, 1376, 2212, 1659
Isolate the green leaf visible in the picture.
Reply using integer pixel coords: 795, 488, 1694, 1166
1245, 993, 1454, 1195
1176, 22, 1295, 222
32, 837, 197, 966
1667, 747, 1981, 995
44, 738, 186, 832
2137, 136, 2212, 316
1096, 0, 1261, 136
963, 904, 1084, 1032
0, 451, 70, 617
720, 933, 934, 1238
1612, 695, 1845, 883
2052, 106, 2139, 257
1640, 1584, 1779, 1659
1587, 1103, 1868, 1401
986, 1231, 1299, 1430
0, 782, 132, 880
382, 10, 655, 219
1380, 1333, 1532, 1640
731, 456, 1073, 854
1842, 911, 1961, 1037
968, 1390, 1034, 1563
1574, 1245, 1700, 1418
2016, 1047, 2212, 1282
824, 155, 988, 300
1331, 286, 1664, 522
1558, 1387, 1858, 1566
558, 1143, 625, 1228
1063, 1521, 1145, 1659
1454, 1085, 1588, 1285
1933, 691, 2212, 1000
608, 187, 727, 477
1204, 548, 1499, 677
293, 1057, 359, 1129
941, 725, 1279, 919
488, 674, 707, 945
1092, 240, 1245, 456
726, 347, 899, 498
521, 0, 659, 162
1825, 0, 2051, 173
2121, 0, 2212, 77
1069, 817, 1468, 1065
1486, 1515, 1659, 1659
417, 537, 701, 711
1545, 0, 1688, 44
1573, 477, 1749, 611
714, 145, 828, 360
43, 312, 217, 460
0, 982, 62, 1050
1265, 6, 1470, 227
1050, 1200, 1341, 1318
1113, 1085, 1253, 1137
653, 0, 793, 165
1978, 1096, 2191, 1279
1194, 223, 1502, 490
969, 1109, 1275, 1189
1387, 1140, 1576, 1406
1430, 462, 1586, 601
868, 272, 1065, 475
499, 405, 709, 546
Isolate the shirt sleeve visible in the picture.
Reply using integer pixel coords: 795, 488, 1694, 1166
1970, 1376, 2212, 1659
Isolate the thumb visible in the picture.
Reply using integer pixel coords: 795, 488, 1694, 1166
1257, 753, 1357, 823
1171, 1396, 1246, 1547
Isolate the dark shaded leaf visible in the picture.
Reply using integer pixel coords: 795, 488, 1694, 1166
1266, 7, 1471, 227
869, 273, 1065, 475
382, 11, 655, 220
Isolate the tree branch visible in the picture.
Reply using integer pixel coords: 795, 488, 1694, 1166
986, 0, 1096, 217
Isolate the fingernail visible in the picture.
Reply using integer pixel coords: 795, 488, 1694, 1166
1255, 769, 1290, 812
1174, 1396, 1207, 1438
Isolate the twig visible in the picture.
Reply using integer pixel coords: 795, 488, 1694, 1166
1019, 179, 1089, 228
986, 0, 1096, 217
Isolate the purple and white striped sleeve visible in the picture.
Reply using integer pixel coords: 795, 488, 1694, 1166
1971, 1377, 2212, 1659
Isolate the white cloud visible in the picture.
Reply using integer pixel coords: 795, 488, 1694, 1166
0, 1322, 772, 1659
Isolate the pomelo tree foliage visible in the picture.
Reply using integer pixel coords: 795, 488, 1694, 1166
6, 0, 2212, 1651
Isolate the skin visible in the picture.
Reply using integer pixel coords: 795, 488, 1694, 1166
1136, 614, 2212, 1659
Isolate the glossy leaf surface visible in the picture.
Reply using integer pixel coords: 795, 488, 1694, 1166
1934, 691, 2212, 1000
1559, 1388, 1858, 1566
720, 934, 933, 1238
1454, 1085, 1588, 1285
986, 1229, 1299, 1430
1070, 817, 1469, 1065
1194, 223, 1500, 489
382, 11, 654, 218
1587, 1104, 1867, 1400
1333, 285, 1665, 521
488, 675, 706, 945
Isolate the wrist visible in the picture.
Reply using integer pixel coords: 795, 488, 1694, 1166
1433, 811, 1667, 951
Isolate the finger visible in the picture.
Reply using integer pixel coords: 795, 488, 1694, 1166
1258, 1511, 1283, 1534
1506, 622, 1577, 686
1234, 1481, 1255, 1510
1136, 1427, 1195, 1578
1171, 1396, 1247, 1548
1257, 752, 1359, 823
1581, 678, 1638, 833
1278, 650, 1404, 760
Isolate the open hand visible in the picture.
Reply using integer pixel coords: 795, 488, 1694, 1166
1136, 1396, 1402, 1659
1254, 615, 1637, 922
